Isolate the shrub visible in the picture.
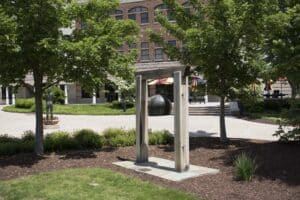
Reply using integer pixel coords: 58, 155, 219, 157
149, 130, 173, 145
234, 153, 257, 181
103, 128, 135, 147
21, 130, 35, 142
111, 100, 134, 109
15, 98, 35, 109
73, 129, 104, 149
0, 134, 20, 143
45, 131, 77, 152
0, 141, 34, 155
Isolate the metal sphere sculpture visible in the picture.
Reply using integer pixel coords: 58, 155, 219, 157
148, 94, 172, 116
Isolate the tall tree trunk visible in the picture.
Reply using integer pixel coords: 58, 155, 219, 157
220, 95, 228, 142
33, 71, 44, 155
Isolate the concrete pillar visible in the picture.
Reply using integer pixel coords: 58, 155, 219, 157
182, 76, 189, 169
205, 83, 208, 103
64, 84, 69, 105
136, 75, 149, 163
5, 87, 9, 105
174, 71, 189, 172
0, 86, 2, 104
12, 92, 16, 105
117, 86, 121, 102
92, 89, 96, 104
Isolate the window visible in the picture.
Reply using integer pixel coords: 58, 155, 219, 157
112, 10, 123, 20
155, 4, 175, 22
128, 43, 137, 49
128, 7, 149, 24
155, 43, 164, 61
168, 40, 176, 47
168, 40, 176, 60
183, 1, 192, 13
140, 42, 150, 61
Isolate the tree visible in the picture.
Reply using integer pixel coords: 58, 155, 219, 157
264, 2, 300, 99
0, 0, 138, 155
150, 0, 270, 142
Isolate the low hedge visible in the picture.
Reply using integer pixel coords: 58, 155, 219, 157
0, 128, 173, 155
111, 100, 134, 109
15, 98, 35, 109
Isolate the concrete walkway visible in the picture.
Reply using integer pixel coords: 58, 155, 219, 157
0, 106, 280, 141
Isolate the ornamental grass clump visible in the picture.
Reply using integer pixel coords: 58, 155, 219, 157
234, 153, 257, 181
45, 131, 78, 152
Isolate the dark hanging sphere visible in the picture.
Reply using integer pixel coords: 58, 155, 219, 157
148, 95, 172, 116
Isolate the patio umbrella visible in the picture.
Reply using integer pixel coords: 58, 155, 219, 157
148, 78, 174, 85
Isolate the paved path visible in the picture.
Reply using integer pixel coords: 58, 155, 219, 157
0, 106, 280, 141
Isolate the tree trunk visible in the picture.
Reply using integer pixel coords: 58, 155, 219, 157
219, 96, 228, 142
33, 71, 44, 155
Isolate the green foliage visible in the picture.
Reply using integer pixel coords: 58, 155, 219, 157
45, 131, 78, 152
234, 153, 257, 181
21, 130, 35, 142
264, 3, 300, 98
49, 86, 65, 105
149, 0, 271, 141
0, 134, 34, 155
149, 130, 173, 145
73, 129, 104, 149
264, 99, 290, 111
15, 98, 35, 109
0, 128, 173, 155
274, 100, 300, 142
111, 100, 134, 109
103, 128, 135, 147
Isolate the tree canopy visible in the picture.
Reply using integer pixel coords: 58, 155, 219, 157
264, 2, 300, 98
0, 0, 139, 155
150, 0, 271, 141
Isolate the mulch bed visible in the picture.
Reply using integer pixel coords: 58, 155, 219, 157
0, 138, 299, 200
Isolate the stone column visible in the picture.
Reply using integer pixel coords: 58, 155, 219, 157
117, 86, 121, 102
12, 92, 16, 105
174, 71, 189, 172
0, 85, 2, 104
5, 87, 9, 105
92, 89, 96, 105
182, 76, 190, 169
64, 84, 69, 105
136, 75, 149, 163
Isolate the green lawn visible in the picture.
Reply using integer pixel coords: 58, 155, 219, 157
244, 112, 283, 124
0, 168, 197, 200
2, 104, 135, 115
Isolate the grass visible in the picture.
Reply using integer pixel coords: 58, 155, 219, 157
244, 111, 285, 124
234, 153, 257, 181
2, 103, 135, 115
0, 168, 197, 200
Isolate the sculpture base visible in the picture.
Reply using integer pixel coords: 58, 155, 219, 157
113, 157, 219, 182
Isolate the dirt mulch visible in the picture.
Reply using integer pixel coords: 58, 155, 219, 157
0, 138, 299, 200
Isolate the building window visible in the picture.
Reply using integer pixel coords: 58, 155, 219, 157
154, 4, 175, 22
128, 7, 149, 24
183, 1, 192, 13
128, 43, 137, 51
141, 42, 150, 61
168, 40, 176, 47
113, 10, 123, 20
154, 43, 164, 61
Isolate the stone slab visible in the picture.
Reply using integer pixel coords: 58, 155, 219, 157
113, 157, 219, 182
